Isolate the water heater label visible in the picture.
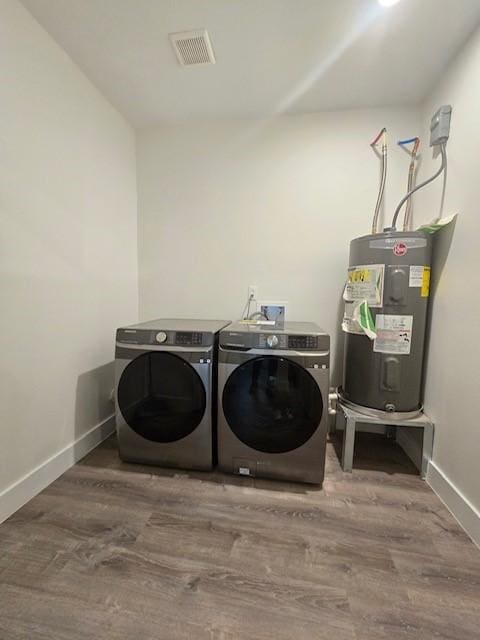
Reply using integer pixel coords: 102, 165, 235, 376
409, 266, 431, 297
344, 264, 384, 307
369, 237, 427, 250
409, 265, 425, 287
373, 314, 413, 355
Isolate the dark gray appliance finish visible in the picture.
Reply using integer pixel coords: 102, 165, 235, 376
218, 321, 330, 485
115, 318, 230, 471
341, 231, 432, 414
220, 321, 330, 353
117, 318, 230, 347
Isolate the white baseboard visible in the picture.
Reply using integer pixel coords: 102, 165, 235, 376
0, 415, 115, 524
427, 460, 480, 549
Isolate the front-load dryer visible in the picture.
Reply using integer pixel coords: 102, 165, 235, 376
115, 318, 230, 470
218, 321, 330, 484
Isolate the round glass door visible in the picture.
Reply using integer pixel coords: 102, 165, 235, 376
222, 356, 323, 453
118, 352, 206, 443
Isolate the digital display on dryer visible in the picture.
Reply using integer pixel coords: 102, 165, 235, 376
288, 335, 317, 349
175, 331, 203, 346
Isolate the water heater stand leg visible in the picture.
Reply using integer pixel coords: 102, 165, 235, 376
342, 417, 356, 473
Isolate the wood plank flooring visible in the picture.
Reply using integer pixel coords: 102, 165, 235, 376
0, 433, 479, 640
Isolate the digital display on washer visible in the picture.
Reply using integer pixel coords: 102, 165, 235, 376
288, 335, 317, 349
175, 331, 203, 346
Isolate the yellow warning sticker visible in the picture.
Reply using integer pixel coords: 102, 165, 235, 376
344, 264, 385, 307
421, 267, 431, 297
348, 268, 372, 283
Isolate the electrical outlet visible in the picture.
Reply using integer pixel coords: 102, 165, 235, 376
248, 285, 258, 300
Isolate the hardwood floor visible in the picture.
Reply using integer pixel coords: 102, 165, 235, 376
0, 433, 479, 640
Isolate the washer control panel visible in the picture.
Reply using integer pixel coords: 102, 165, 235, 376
259, 334, 287, 349
257, 334, 318, 350
220, 322, 329, 356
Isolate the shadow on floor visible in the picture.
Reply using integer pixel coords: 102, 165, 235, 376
80, 434, 317, 495
81, 429, 420, 499
329, 430, 418, 476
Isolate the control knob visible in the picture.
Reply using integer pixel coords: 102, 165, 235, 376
266, 335, 279, 348
156, 331, 167, 344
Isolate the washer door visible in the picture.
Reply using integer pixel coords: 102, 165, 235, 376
118, 351, 206, 443
222, 356, 323, 453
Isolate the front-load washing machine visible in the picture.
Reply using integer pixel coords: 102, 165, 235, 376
218, 321, 330, 484
115, 318, 230, 470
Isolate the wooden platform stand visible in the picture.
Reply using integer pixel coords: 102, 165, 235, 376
334, 401, 434, 479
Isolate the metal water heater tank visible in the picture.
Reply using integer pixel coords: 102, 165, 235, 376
341, 230, 432, 415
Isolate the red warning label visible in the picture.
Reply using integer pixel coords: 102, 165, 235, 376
393, 242, 408, 257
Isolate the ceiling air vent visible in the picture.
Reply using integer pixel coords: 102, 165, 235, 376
169, 29, 216, 66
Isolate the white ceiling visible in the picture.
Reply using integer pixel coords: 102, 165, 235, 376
21, 0, 480, 128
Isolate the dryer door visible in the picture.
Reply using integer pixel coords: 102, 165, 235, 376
117, 351, 206, 442
222, 356, 323, 453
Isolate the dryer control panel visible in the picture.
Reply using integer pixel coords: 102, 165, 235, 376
116, 328, 215, 347
175, 331, 203, 345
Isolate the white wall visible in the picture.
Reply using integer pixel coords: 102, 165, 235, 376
415, 25, 480, 544
137, 107, 419, 381
4, 0, 477, 545
0, 0, 138, 519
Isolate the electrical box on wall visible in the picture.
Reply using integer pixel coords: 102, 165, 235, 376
430, 105, 452, 146
259, 302, 287, 323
